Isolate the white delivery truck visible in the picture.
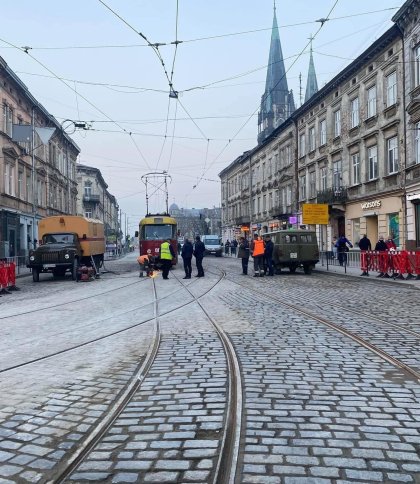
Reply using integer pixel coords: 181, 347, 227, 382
201, 235, 223, 257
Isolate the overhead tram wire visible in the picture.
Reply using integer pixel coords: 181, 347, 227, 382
0, 36, 152, 171
98, 0, 212, 179
192, 0, 341, 191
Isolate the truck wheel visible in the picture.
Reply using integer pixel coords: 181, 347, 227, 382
289, 265, 297, 274
32, 268, 40, 282
72, 259, 79, 281
304, 264, 313, 275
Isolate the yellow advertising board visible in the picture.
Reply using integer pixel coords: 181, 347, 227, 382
302, 204, 329, 225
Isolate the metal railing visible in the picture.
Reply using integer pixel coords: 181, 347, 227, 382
319, 250, 361, 272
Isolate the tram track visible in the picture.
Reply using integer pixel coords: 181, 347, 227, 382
172, 270, 242, 484
44, 267, 234, 483
46, 278, 162, 484
213, 268, 420, 381
0, 272, 211, 374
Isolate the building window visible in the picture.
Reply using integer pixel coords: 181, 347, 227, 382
350, 97, 359, 128
4, 162, 15, 196
320, 167, 327, 190
274, 152, 279, 172
299, 175, 306, 200
269, 192, 273, 210
3, 104, 14, 137
367, 85, 377, 118
84, 182, 92, 197
309, 171, 316, 198
85, 210, 93, 218
279, 148, 284, 169
286, 145, 291, 165
334, 109, 341, 137
26, 173, 32, 202
388, 212, 400, 247
415, 122, 420, 165
309, 126, 315, 152
286, 185, 292, 206
333, 161, 342, 188
368, 145, 378, 180
320, 119, 326, 146
387, 136, 399, 174
353, 219, 361, 247
299, 133, 305, 157
386, 71, 397, 107
414, 44, 420, 88
18, 169, 23, 199
351, 153, 360, 185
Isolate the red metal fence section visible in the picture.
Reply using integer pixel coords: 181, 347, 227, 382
360, 250, 420, 280
0, 262, 18, 294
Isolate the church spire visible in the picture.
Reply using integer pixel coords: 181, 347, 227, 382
304, 36, 318, 103
258, 2, 295, 144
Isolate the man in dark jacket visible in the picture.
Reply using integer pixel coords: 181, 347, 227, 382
264, 234, 274, 276
181, 238, 193, 279
375, 236, 387, 252
335, 235, 353, 266
238, 236, 249, 275
193, 236, 205, 277
358, 234, 372, 251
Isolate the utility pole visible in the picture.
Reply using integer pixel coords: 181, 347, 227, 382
31, 106, 36, 247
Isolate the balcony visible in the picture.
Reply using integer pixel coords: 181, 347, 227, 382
316, 186, 348, 204
83, 194, 101, 203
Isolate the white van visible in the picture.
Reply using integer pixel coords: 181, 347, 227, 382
201, 235, 223, 257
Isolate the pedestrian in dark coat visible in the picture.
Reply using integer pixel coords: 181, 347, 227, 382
358, 234, 372, 251
375, 236, 387, 251
231, 239, 238, 256
193, 236, 205, 277
238, 237, 249, 275
264, 234, 274, 276
181, 238, 193, 279
225, 240, 231, 255
335, 235, 353, 266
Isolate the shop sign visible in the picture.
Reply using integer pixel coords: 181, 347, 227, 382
241, 225, 250, 231
361, 200, 381, 209
302, 204, 329, 225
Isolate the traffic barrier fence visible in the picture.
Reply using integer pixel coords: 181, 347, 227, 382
360, 250, 420, 279
0, 261, 19, 294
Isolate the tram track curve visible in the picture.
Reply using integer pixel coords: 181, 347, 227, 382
0, 271, 221, 374
47, 268, 233, 483
212, 268, 420, 381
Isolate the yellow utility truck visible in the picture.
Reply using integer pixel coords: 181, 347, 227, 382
27, 216, 105, 282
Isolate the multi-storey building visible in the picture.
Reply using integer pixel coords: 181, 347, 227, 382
76, 164, 120, 245
296, 25, 405, 250
393, 0, 420, 249
0, 56, 79, 258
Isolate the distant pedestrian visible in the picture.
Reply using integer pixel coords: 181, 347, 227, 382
181, 237, 193, 279
375, 235, 387, 252
358, 234, 372, 251
193, 235, 205, 277
264, 234, 274, 276
332, 236, 338, 260
385, 235, 397, 251
177, 241, 182, 255
250, 233, 265, 277
238, 236, 250, 275
335, 234, 353, 266
231, 239, 238, 256
159, 239, 176, 280
225, 240, 231, 255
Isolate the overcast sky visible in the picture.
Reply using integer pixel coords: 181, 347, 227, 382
0, 0, 400, 230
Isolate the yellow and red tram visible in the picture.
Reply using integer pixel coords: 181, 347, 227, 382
138, 214, 177, 266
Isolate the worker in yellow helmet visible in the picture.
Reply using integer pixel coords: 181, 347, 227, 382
159, 239, 176, 280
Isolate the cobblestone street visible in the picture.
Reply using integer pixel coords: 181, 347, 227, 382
0, 253, 419, 483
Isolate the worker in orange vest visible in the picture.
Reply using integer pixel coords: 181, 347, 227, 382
250, 233, 265, 277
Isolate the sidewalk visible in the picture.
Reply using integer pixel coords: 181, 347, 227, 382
315, 261, 420, 289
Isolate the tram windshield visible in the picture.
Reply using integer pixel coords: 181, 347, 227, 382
144, 224, 174, 240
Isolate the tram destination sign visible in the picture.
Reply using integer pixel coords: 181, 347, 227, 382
302, 203, 329, 225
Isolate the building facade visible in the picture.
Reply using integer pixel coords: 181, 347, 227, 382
394, 0, 420, 249
76, 164, 120, 247
220, 16, 420, 251
296, 25, 405, 251
0, 56, 79, 258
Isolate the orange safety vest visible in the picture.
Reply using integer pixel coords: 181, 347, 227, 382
253, 239, 265, 257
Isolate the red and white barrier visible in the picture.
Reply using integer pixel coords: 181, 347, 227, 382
360, 250, 420, 280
